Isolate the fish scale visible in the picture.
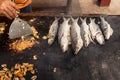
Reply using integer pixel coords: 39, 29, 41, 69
70, 17, 83, 54
100, 17, 113, 40
48, 17, 59, 45
80, 18, 93, 47
58, 17, 71, 53
89, 18, 105, 45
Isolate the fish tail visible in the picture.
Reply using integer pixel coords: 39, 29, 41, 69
90, 18, 95, 22
88, 33, 96, 44
55, 17, 60, 21
100, 16, 104, 21
75, 17, 79, 22
63, 17, 70, 23
92, 18, 95, 22
71, 17, 79, 22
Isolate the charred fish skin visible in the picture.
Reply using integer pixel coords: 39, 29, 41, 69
58, 17, 71, 53
71, 17, 83, 54
100, 17, 113, 40
80, 18, 93, 47
48, 17, 59, 45
89, 18, 105, 45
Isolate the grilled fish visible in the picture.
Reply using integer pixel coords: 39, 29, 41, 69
89, 18, 105, 45
100, 17, 113, 40
80, 18, 93, 47
71, 17, 83, 54
58, 17, 71, 53
48, 17, 59, 45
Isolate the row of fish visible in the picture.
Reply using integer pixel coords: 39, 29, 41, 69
47, 17, 113, 54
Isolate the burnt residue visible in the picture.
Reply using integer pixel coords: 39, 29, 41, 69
0, 16, 120, 80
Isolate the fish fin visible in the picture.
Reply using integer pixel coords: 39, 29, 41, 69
83, 18, 87, 22
88, 27, 96, 44
110, 26, 113, 35
89, 35, 96, 45
63, 17, 66, 21
70, 16, 74, 22
67, 18, 71, 22
80, 17, 84, 22
59, 33, 64, 42
100, 16, 105, 22
75, 17, 79, 22
74, 51, 79, 55
100, 16, 103, 19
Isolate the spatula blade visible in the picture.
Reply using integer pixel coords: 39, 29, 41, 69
9, 18, 33, 39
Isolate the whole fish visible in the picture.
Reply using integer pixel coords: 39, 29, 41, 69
48, 17, 59, 45
70, 17, 83, 54
58, 17, 71, 53
80, 18, 93, 47
100, 17, 113, 40
89, 18, 105, 45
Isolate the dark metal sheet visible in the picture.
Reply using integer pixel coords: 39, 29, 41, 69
0, 16, 120, 80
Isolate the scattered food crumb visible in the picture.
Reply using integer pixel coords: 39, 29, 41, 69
33, 55, 37, 60
29, 18, 37, 23
0, 63, 37, 80
43, 52, 46, 55
1, 64, 7, 68
42, 36, 48, 40
0, 22, 6, 34
31, 75, 37, 80
53, 67, 57, 73
31, 26, 39, 39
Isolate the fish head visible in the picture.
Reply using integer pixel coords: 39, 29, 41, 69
96, 34, 105, 45
105, 26, 113, 40
48, 38, 54, 45
60, 37, 69, 53
74, 41, 83, 54
61, 45, 68, 53
74, 46, 81, 54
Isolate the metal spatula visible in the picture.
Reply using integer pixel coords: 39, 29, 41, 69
9, 17, 33, 39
